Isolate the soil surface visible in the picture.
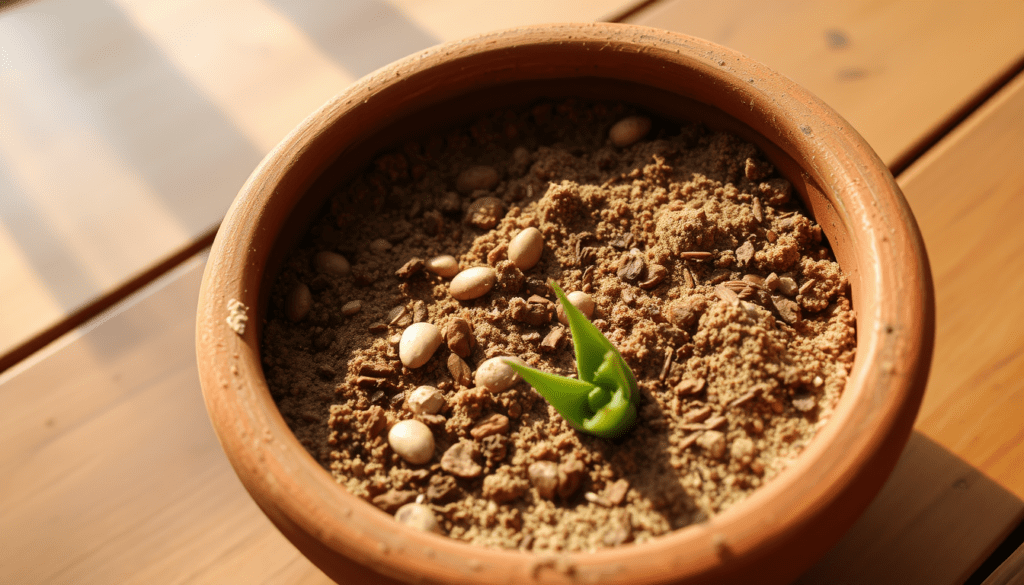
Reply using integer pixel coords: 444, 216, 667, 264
261, 99, 856, 552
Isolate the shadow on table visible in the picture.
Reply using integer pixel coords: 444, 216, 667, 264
796, 431, 1024, 585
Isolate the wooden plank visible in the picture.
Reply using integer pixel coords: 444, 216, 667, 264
625, 0, 1024, 170
0, 0, 639, 362
0, 256, 331, 585
800, 72, 1024, 585
983, 541, 1024, 585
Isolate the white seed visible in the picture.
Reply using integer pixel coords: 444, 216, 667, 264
394, 503, 442, 534
507, 227, 544, 271
475, 356, 527, 393
449, 266, 496, 301
388, 419, 434, 465
369, 238, 392, 254
609, 115, 652, 147
313, 250, 350, 277
407, 385, 445, 415
285, 282, 312, 322
456, 165, 499, 194
556, 291, 595, 325
341, 300, 363, 316
399, 322, 443, 368
425, 254, 460, 278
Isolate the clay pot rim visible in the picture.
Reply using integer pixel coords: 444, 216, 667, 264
196, 22, 934, 585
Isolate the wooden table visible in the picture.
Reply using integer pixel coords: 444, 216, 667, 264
1, 1, 1022, 583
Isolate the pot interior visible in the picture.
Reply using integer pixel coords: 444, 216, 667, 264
260, 77, 858, 351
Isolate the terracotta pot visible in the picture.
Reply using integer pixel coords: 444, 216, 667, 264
196, 23, 934, 585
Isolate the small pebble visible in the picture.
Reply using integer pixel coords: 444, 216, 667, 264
609, 115, 651, 147
341, 300, 363, 316
313, 250, 351, 277
285, 282, 312, 322
440, 440, 483, 478
456, 165, 499, 194
507, 227, 544, 270
475, 356, 527, 392
387, 419, 434, 465
394, 503, 442, 534
450, 266, 496, 301
528, 461, 559, 500
556, 291, 595, 325
406, 385, 445, 415
426, 254, 460, 278
443, 318, 475, 357
399, 322, 443, 368
369, 238, 392, 254
777, 276, 799, 296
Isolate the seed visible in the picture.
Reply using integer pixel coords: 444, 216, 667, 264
456, 165, 499, 194
609, 115, 652, 148
341, 300, 363, 316
406, 385, 445, 415
387, 419, 434, 464
398, 322, 443, 368
556, 291, 595, 325
508, 227, 544, 271
450, 266, 497, 300
394, 503, 443, 534
426, 254, 460, 278
369, 238, 392, 254
465, 196, 505, 229
313, 251, 350, 277
475, 356, 527, 392
285, 282, 312, 322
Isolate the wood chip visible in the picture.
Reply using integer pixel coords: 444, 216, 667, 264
395, 257, 425, 279
799, 278, 817, 296
680, 251, 713, 260
678, 431, 703, 450
683, 267, 695, 289
704, 415, 727, 430
674, 378, 706, 395
540, 327, 567, 353
715, 284, 741, 306
617, 250, 645, 282
447, 354, 473, 388
658, 347, 674, 381
752, 197, 763, 223
638, 263, 667, 289
771, 295, 802, 324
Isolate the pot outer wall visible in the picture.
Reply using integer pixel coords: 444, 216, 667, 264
196, 23, 935, 585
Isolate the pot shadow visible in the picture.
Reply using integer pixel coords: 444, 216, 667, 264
796, 430, 1024, 585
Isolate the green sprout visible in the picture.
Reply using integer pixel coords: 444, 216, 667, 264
505, 281, 638, 438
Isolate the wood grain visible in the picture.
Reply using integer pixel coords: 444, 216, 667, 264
625, 0, 1024, 169
983, 541, 1024, 585
799, 71, 1024, 585
0, 0, 638, 361
0, 256, 332, 584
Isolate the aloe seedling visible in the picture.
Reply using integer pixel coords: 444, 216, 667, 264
505, 281, 638, 438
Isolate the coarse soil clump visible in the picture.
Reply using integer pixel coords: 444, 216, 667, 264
260, 99, 856, 552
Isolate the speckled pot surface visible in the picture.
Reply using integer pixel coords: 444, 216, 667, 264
196, 23, 934, 585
